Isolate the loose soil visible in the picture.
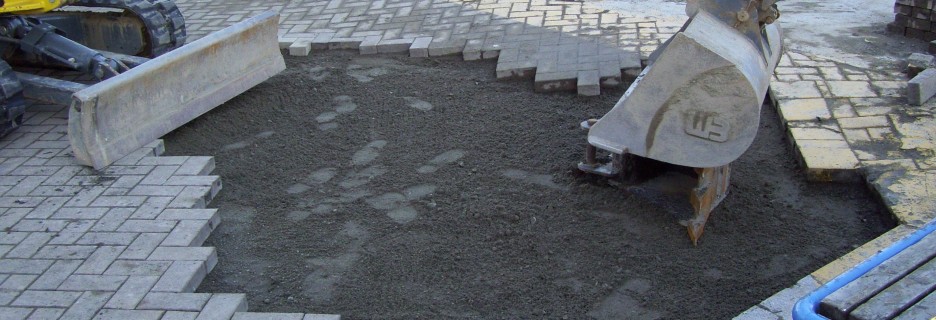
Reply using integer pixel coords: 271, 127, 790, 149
164, 50, 893, 319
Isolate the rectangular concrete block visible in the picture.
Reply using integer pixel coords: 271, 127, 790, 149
101, 259, 169, 277
103, 275, 159, 309
95, 309, 164, 320
12, 290, 82, 307
377, 38, 414, 54
287, 41, 311, 56
409, 37, 432, 58
277, 37, 296, 49
138, 292, 211, 311
309, 33, 335, 51
908, 68, 936, 105
161, 219, 215, 247
534, 70, 577, 92
194, 294, 247, 320
359, 35, 382, 55
462, 39, 483, 61
302, 315, 341, 320
577, 70, 600, 96
232, 312, 305, 320
150, 261, 206, 293
328, 37, 365, 50
60, 291, 112, 320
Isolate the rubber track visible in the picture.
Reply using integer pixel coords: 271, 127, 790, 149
65, 0, 186, 57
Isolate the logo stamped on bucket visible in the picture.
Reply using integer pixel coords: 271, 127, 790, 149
685, 111, 730, 143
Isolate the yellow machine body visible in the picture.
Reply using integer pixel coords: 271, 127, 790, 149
0, 0, 65, 15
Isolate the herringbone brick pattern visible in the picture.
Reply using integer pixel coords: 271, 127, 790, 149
0, 102, 338, 320
177, 0, 683, 96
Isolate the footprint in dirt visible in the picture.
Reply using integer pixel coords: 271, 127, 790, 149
403, 97, 432, 111
308, 66, 330, 81
501, 169, 569, 191
221, 130, 275, 152
365, 184, 437, 224
417, 149, 465, 174
302, 221, 368, 303
346, 64, 389, 83
589, 278, 665, 320
316, 95, 359, 131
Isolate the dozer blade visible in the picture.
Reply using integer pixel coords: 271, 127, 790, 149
69, 11, 285, 169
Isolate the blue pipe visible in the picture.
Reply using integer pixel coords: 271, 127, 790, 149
792, 220, 936, 320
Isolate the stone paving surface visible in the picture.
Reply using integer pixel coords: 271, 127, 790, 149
0, 0, 933, 319
178, 0, 687, 96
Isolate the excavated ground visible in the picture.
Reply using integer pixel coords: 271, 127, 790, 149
163, 51, 894, 320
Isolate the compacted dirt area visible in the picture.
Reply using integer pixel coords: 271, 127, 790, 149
163, 50, 893, 319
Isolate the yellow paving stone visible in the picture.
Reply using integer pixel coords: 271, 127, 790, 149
789, 127, 846, 141
838, 116, 890, 129
861, 159, 918, 171
916, 157, 936, 170
891, 115, 936, 151
778, 98, 831, 122
867, 127, 894, 140
853, 149, 876, 161
796, 144, 860, 181
772, 81, 822, 99
870, 81, 906, 97
854, 106, 895, 117
831, 101, 857, 118
871, 170, 936, 226
812, 225, 918, 284
827, 81, 878, 98
842, 129, 871, 143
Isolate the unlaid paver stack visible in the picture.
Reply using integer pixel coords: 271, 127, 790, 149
892, 0, 936, 50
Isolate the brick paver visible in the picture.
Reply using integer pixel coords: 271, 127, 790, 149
0, 101, 338, 318
178, 0, 683, 96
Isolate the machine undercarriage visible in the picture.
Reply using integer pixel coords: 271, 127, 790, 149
0, 0, 285, 169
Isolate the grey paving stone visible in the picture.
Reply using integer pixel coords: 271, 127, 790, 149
162, 220, 214, 247
0, 275, 38, 291
103, 260, 172, 276
138, 292, 211, 311
161, 311, 198, 320
93, 309, 164, 320
57, 275, 127, 291
577, 70, 600, 96
0, 259, 53, 275
119, 233, 167, 260
27, 308, 65, 320
0, 307, 33, 320
12, 290, 82, 307
150, 261, 207, 293
60, 291, 112, 320
30, 260, 81, 290
233, 312, 304, 320
75, 246, 127, 275
103, 275, 158, 309
194, 294, 247, 320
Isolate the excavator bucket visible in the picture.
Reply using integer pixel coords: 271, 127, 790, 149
579, 1, 782, 244
586, 10, 781, 168
68, 11, 285, 169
